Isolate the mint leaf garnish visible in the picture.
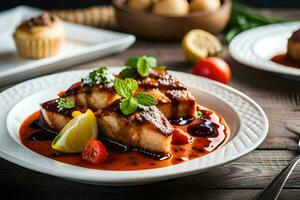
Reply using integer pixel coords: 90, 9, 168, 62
113, 78, 157, 115
113, 78, 131, 98
124, 78, 138, 94
82, 66, 114, 85
196, 111, 203, 119
124, 55, 159, 78
57, 97, 75, 111
120, 97, 138, 115
120, 68, 136, 79
135, 92, 157, 106
137, 57, 151, 77
144, 56, 157, 67
125, 56, 139, 68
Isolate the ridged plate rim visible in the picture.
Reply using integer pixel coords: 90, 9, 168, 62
0, 67, 268, 185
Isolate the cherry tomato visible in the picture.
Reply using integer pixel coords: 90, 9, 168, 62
172, 128, 192, 145
193, 57, 231, 84
82, 139, 108, 165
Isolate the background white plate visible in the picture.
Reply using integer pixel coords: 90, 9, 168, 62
0, 6, 135, 87
229, 21, 300, 78
1, 67, 268, 186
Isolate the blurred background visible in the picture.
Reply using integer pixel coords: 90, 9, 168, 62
0, 0, 300, 11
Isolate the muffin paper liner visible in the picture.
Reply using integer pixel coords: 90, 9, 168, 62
14, 36, 64, 59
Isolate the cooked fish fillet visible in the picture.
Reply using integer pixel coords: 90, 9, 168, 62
95, 100, 174, 153
40, 99, 86, 131
60, 69, 196, 118
136, 68, 186, 92
58, 82, 120, 111
40, 108, 71, 131
146, 88, 197, 118
135, 69, 197, 118
40, 82, 118, 131
41, 69, 196, 132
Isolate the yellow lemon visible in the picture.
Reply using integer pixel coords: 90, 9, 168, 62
182, 29, 222, 63
52, 109, 98, 153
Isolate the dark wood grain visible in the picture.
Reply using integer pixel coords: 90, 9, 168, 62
1, 8, 300, 200
1, 150, 300, 199
1, 150, 299, 189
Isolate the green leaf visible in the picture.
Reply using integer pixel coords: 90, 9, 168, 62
135, 92, 158, 106
225, 2, 290, 44
125, 78, 138, 94
120, 97, 138, 115
144, 56, 157, 67
137, 57, 151, 77
113, 78, 131, 98
57, 97, 75, 111
123, 55, 158, 77
196, 111, 203, 119
125, 56, 139, 67
120, 68, 136, 79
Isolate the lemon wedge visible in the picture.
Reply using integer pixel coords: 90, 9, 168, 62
182, 29, 222, 63
52, 109, 98, 153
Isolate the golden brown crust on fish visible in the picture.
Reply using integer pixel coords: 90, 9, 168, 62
58, 81, 119, 111
40, 99, 86, 131
95, 100, 174, 153
136, 69, 186, 91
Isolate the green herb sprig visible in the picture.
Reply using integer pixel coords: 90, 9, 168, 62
225, 3, 289, 44
82, 66, 115, 84
196, 111, 203, 119
57, 97, 75, 111
113, 78, 157, 115
120, 55, 160, 78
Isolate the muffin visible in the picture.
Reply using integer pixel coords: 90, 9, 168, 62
13, 13, 65, 59
287, 28, 300, 62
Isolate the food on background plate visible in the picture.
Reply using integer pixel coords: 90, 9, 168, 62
287, 29, 300, 62
153, 0, 189, 17
192, 57, 231, 84
271, 28, 300, 69
20, 56, 230, 170
182, 29, 222, 63
13, 13, 65, 59
190, 0, 221, 12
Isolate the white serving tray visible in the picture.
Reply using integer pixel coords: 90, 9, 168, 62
0, 6, 135, 87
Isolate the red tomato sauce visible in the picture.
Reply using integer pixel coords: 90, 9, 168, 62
20, 108, 230, 171
271, 53, 300, 68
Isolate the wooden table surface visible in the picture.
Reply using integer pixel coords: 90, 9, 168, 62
1, 10, 300, 200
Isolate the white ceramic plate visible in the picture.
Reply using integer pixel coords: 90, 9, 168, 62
1, 67, 268, 186
229, 22, 300, 78
0, 6, 135, 87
